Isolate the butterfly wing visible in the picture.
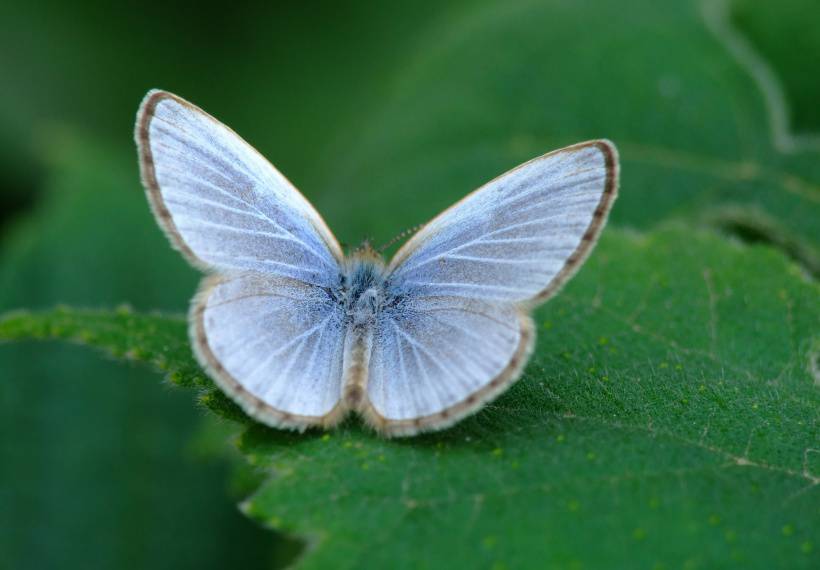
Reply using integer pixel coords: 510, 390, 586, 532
192, 273, 347, 429
366, 140, 618, 435
362, 296, 534, 436
136, 90, 343, 286
136, 90, 347, 428
388, 140, 618, 303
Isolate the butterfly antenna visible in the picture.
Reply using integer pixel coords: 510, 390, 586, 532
354, 237, 374, 254
378, 224, 425, 253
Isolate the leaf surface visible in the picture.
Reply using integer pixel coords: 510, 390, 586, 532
4, 227, 817, 569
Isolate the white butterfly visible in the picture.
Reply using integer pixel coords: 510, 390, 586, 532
135, 90, 619, 437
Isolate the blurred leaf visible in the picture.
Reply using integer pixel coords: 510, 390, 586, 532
732, 0, 820, 134
0, 307, 195, 383
3, 1, 818, 258
0, 0, 472, 199
0, 133, 274, 569
3, 227, 817, 569
301, 0, 820, 269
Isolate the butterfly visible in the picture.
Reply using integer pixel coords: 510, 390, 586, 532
135, 90, 619, 437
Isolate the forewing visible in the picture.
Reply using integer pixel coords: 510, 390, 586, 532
136, 90, 343, 287
363, 295, 534, 436
192, 273, 347, 428
388, 140, 618, 304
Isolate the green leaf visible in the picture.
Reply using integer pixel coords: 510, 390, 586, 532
732, 0, 820, 134
0, 306, 200, 387
3, 226, 817, 569
0, 135, 275, 568
308, 0, 820, 273
0, 304, 244, 419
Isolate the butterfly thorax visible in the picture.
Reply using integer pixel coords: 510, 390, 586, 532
343, 248, 387, 328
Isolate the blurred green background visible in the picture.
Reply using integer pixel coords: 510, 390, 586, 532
1, 1, 818, 569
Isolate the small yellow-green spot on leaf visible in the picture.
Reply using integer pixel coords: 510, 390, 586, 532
490, 561, 508, 570
587, 366, 596, 374
556, 434, 565, 444
659, 361, 669, 369
708, 514, 721, 526
800, 541, 813, 554
752, 403, 759, 410
343, 441, 353, 449
115, 304, 132, 315
782, 524, 795, 537
361, 462, 370, 470
567, 500, 581, 512
632, 527, 647, 541
482, 535, 497, 549
491, 447, 503, 457
648, 497, 660, 510
561, 351, 572, 360
510, 460, 520, 469
586, 452, 596, 461
598, 336, 609, 346
543, 320, 553, 330
725, 530, 737, 543
321, 434, 331, 442
675, 364, 683, 371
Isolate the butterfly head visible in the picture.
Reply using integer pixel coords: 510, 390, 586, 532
343, 247, 388, 327
351, 239, 383, 263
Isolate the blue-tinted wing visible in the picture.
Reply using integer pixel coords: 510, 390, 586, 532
136, 90, 342, 287
387, 140, 617, 304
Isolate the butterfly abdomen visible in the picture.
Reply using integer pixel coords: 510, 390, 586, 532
342, 324, 372, 411
339, 253, 388, 411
